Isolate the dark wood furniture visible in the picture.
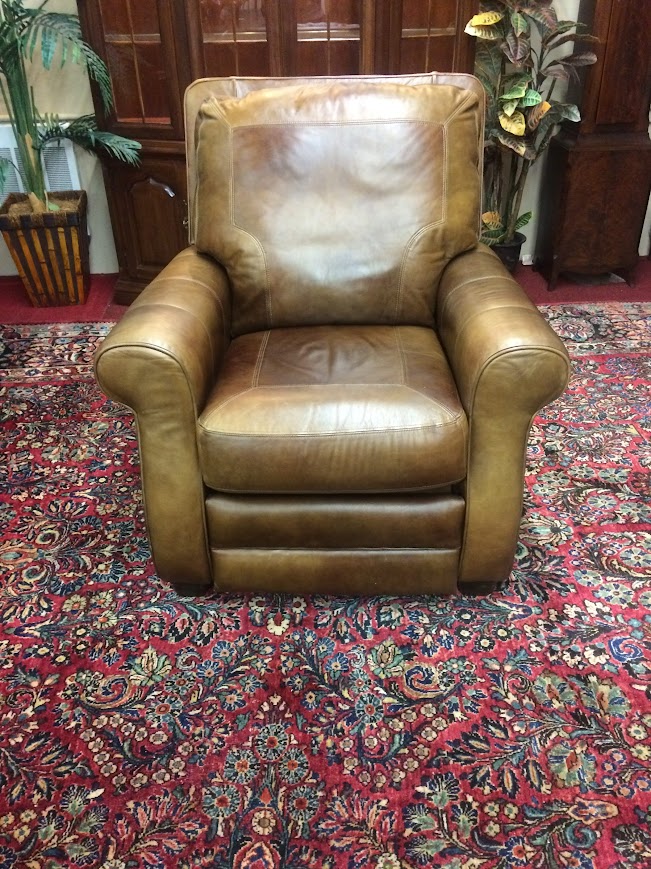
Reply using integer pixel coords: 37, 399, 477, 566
78, 0, 477, 303
535, 0, 651, 290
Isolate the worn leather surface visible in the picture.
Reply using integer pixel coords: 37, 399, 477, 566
436, 244, 571, 583
206, 494, 464, 548
195, 80, 481, 335
198, 324, 467, 493
208, 549, 460, 596
94, 247, 231, 588
184, 72, 485, 242
93, 76, 571, 595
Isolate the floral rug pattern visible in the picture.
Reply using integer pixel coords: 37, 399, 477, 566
0, 304, 650, 869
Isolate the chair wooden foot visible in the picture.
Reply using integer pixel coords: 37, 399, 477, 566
169, 580, 213, 597
458, 580, 501, 596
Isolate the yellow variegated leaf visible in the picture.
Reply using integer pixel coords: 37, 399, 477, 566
527, 100, 551, 130
482, 211, 503, 231
499, 110, 526, 136
501, 99, 519, 117
468, 11, 504, 26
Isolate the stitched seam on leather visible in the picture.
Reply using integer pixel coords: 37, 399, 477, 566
395, 328, 408, 385
253, 331, 271, 386
145, 280, 230, 347
211, 420, 462, 437
392, 337, 462, 420
220, 121, 272, 328
232, 119, 442, 130
394, 123, 446, 320
200, 388, 256, 425
230, 128, 278, 328
445, 90, 478, 126
198, 332, 271, 425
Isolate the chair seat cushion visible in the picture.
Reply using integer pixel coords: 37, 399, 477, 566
198, 325, 467, 494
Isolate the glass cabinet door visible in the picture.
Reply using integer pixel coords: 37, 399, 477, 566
196, 0, 273, 77
391, 0, 475, 73
96, 0, 182, 134
190, 0, 372, 79
294, 0, 363, 75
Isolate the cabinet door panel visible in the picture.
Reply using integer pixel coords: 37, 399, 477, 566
93, 0, 184, 136
109, 158, 188, 296
295, 37, 361, 75
402, 0, 456, 28
202, 41, 271, 77
381, 0, 475, 74
198, 0, 273, 77
295, 0, 362, 75
397, 35, 456, 73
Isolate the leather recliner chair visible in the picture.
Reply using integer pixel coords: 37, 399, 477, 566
95, 73, 570, 596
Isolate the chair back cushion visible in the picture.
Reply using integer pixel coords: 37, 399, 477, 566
193, 79, 482, 336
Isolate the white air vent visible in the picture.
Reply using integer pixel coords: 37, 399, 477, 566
0, 124, 81, 194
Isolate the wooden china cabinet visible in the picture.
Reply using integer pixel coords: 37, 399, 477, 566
535, 0, 651, 290
77, 0, 477, 303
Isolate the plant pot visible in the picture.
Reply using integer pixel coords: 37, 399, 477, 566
492, 232, 526, 273
0, 191, 90, 307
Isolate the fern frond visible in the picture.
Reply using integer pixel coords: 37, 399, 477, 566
37, 114, 141, 166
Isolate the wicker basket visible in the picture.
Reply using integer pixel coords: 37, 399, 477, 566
0, 191, 90, 307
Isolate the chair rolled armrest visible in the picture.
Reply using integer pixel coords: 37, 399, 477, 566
95, 246, 232, 589
436, 244, 571, 585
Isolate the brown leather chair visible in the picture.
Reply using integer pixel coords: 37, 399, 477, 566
95, 73, 570, 596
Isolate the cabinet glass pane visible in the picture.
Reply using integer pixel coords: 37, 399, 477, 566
199, 0, 270, 76
99, 0, 171, 126
399, 0, 457, 73
295, 0, 360, 75
401, 0, 455, 30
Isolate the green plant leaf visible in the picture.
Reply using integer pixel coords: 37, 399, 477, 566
544, 31, 599, 50
521, 4, 558, 33
554, 102, 581, 123
501, 81, 528, 101
560, 51, 598, 68
480, 230, 504, 247
475, 41, 502, 102
496, 130, 537, 160
542, 62, 572, 82
26, 12, 113, 110
515, 211, 532, 230
501, 99, 519, 117
36, 115, 141, 166
520, 89, 543, 107
0, 156, 9, 194
543, 20, 581, 45
510, 12, 529, 37
504, 31, 531, 65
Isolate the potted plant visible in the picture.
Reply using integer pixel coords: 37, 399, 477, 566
0, 0, 140, 306
465, 0, 597, 270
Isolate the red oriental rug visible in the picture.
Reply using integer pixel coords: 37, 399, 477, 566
0, 304, 650, 869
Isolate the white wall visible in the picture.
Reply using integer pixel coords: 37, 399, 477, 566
0, 0, 118, 276
1, 0, 648, 277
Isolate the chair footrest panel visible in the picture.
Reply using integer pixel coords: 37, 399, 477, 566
209, 548, 459, 595
206, 493, 465, 550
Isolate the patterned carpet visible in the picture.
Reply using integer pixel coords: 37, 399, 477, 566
0, 304, 650, 869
